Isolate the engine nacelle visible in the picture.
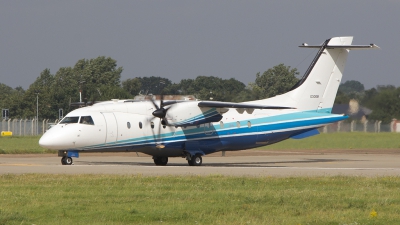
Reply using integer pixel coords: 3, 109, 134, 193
165, 101, 226, 126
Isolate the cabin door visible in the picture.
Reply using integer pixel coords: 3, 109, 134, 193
101, 112, 118, 144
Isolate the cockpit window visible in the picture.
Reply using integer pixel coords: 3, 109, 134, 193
80, 116, 94, 125
59, 116, 80, 124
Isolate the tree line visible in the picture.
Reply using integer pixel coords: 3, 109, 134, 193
335, 80, 400, 123
0, 56, 398, 123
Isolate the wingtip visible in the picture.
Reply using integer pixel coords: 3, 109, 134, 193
370, 44, 380, 49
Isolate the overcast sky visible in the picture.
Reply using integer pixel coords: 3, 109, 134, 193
0, 1, 398, 90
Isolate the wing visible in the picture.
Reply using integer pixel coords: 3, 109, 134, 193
165, 100, 295, 127
197, 101, 295, 109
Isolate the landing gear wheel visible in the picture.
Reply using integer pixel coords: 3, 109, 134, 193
188, 155, 202, 166
153, 157, 168, 166
61, 156, 73, 165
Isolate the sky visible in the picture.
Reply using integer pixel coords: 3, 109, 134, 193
0, 1, 398, 90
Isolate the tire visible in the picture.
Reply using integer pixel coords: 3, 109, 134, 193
153, 157, 168, 166
61, 156, 73, 165
189, 155, 202, 166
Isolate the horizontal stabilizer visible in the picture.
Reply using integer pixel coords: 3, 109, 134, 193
198, 101, 295, 109
300, 43, 380, 50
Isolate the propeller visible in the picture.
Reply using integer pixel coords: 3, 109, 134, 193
147, 93, 179, 149
149, 94, 172, 126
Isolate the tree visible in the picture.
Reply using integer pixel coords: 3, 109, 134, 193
221, 78, 247, 101
334, 90, 351, 104
0, 83, 14, 109
0, 83, 25, 119
365, 86, 400, 123
72, 56, 124, 102
339, 80, 365, 94
175, 76, 246, 101
7, 86, 25, 119
97, 85, 132, 100
23, 69, 55, 119
250, 64, 299, 99
14, 56, 127, 119
134, 77, 173, 95
51, 67, 78, 113
360, 87, 378, 106
231, 87, 257, 102
122, 78, 142, 96
335, 80, 365, 102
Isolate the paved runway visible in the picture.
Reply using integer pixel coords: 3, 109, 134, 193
1, 150, 400, 177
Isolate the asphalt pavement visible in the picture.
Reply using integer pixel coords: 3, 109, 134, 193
1, 150, 399, 177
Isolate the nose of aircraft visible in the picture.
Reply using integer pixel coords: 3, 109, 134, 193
39, 131, 59, 149
39, 125, 75, 150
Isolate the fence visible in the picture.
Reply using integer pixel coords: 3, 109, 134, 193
320, 120, 397, 133
1, 119, 60, 136
1, 118, 398, 136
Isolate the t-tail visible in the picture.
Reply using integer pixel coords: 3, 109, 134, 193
255, 36, 379, 113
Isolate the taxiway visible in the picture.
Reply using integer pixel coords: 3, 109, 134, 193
1, 150, 399, 177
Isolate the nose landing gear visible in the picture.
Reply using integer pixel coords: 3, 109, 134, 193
58, 150, 78, 165
61, 156, 73, 165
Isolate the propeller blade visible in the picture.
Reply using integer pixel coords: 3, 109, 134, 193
158, 118, 162, 142
161, 118, 168, 126
160, 93, 165, 108
149, 96, 160, 110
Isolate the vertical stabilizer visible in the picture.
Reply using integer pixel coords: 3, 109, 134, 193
290, 37, 353, 113
255, 36, 379, 113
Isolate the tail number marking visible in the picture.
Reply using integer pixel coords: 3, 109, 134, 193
310, 95, 319, 98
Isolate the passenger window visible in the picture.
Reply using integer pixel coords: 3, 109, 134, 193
151, 122, 154, 129
220, 121, 224, 129
127, 122, 131, 129
80, 116, 94, 125
139, 122, 142, 129
60, 116, 79, 124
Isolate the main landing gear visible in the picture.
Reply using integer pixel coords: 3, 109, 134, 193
152, 154, 203, 166
153, 156, 168, 166
187, 154, 202, 166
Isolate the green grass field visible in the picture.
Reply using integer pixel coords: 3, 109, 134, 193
1, 134, 400, 224
1, 132, 399, 154
258, 132, 400, 150
1, 174, 399, 225
0, 136, 49, 154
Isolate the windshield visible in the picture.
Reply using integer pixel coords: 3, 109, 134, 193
79, 116, 94, 125
59, 116, 80, 124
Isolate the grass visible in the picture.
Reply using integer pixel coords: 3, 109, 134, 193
1, 174, 400, 224
1, 133, 399, 154
1, 134, 399, 224
258, 132, 400, 150
0, 136, 52, 154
